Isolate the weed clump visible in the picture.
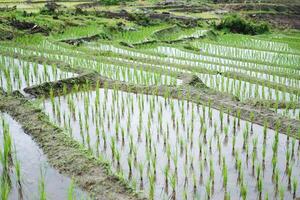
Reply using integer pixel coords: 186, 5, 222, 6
217, 14, 269, 35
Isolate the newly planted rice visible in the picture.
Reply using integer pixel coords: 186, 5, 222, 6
0, 55, 75, 92
43, 87, 300, 200
0, 4, 299, 200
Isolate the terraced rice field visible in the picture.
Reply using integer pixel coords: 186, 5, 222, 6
0, 23, 299, 200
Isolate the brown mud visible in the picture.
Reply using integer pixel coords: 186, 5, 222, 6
0, 88, 145, 200
248, 13, 300, 29
97, 10, 199, 27
245, 99, 300, 109
10, 19, 50, 35
60, 33, 110, 46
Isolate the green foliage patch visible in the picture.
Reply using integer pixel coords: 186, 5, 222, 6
217, 14, 270, 35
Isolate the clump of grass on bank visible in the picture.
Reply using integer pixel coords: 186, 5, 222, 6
217, 14, 270, 35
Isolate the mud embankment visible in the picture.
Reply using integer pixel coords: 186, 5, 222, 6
10, 19, 50, 35
97, 10, 199, 27
60, 33, 110, 46
245, 99, 300, 109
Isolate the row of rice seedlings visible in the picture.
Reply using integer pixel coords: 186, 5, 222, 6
84, 43, 300, 89
92, 62, 180, 85
43, 85, 300, 200
45, 54, 180, 86
84, 43, 299, 80
1, 43, 298, 103
0, 45, 181, 86
151, 46, 300, 74
2, 43, 298, 87
1, 42, 185, 76
231, 68, 300, 88
3, 39, 299, 78
0, 55, 74, 92
210, 34, 297, 53
198, 73, 299, 102
192, 42, 300, 67
113, 24, 171, 43
0, 113, 86, 199
37, 40, 83, 55
1, 41, 298, 100
275, 108, 300, 120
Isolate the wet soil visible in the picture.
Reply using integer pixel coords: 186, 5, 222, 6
245, 99, 300, 109
10, 19, 50, 35
60, 33, 110, 46
248, 13, 300, 29
97, 10, 199, 27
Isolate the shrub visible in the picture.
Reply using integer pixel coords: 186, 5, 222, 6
217, 14, 269, 35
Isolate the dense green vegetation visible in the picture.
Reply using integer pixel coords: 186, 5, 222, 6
217, 14, 270, 35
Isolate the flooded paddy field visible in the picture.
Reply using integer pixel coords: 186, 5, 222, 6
0, 2, 300, 199
42, 88, 300, 200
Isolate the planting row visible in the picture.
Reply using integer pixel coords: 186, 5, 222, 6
0, 55, 74, 92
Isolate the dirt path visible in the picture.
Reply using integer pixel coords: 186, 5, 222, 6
0, 88, 144, 200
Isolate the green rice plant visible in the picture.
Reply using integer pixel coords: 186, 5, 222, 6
138, 162, 144, 185
240, 183, 247, 200
274, 168, 279, 189
292, 177, 298, 198
13, 146, 22, 191
149, 173, 155, 200
170, 173, 176, 199
279, 185, 285, 200
287, 165, 293, 190
291, 139, 295, 159
0, 175, 10, 200
205, 179, 211, 199
264, 192, 268, 200
272, 156, 277, 175
232, 135, 236, 156
116, 150, 121, 170
285, 149, 290, 170
38, 169, 47, 200
225, 192, 230, 200
127, 156, 132, 179
68, 179, 75, 200
257, 176, 263, 200
222, 161, 228, 190
164, 165, 169, 190
262, 145, 266, 169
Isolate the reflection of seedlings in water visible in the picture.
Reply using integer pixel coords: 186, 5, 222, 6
13, 148, 23, 200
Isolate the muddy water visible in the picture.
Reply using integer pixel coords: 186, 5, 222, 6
43, 88, 300, 200
0, 113, 87, 200
0, 56, 75, 92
